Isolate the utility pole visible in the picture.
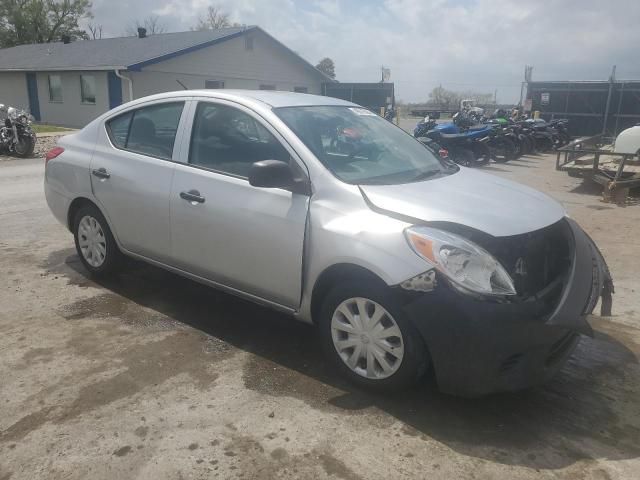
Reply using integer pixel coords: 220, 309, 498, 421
602, 65, 617, 135
520, 65, 533, 107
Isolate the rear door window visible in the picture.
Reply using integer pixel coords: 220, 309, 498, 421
106, 102, 185, 160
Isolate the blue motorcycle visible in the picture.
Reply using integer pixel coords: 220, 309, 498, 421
414, 115, 492, 167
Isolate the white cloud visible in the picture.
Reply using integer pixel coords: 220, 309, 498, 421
88, 0, 640, 102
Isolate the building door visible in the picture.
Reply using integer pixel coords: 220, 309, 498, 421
25, 73, 40, 121
107, 72, 123, 109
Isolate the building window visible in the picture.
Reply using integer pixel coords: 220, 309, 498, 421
245, 35, 254, 50
48, 75, 63, 102
259, 84, 276, 90
293, 87, 308, 93
205, 80, 225, 89
80, 75, 96, 104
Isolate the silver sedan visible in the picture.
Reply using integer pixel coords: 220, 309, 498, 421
44, 90, 612, 396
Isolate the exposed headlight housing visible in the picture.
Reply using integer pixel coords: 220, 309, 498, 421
404, 226, 516, 296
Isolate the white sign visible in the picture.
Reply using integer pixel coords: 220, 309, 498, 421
541, 92, 550, 105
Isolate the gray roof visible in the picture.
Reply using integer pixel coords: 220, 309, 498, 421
0, 26, 332, 81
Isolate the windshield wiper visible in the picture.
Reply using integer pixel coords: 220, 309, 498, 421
410, 169, 441, 182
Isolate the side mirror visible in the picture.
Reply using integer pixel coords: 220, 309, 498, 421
248, 160, 310, 195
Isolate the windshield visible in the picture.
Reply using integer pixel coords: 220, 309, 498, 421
274, 105, 455, 185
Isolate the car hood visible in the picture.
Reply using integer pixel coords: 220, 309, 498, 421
359, 168, 566, 237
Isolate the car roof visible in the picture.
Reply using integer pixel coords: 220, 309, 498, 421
131, 89, 359, 109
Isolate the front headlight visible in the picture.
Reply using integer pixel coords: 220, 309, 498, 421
404, 226, 516, 296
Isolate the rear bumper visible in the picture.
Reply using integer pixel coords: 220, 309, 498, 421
403, 218, 611, 397
44, 180, 71, 229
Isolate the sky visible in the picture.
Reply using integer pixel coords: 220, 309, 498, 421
87, 0, 640, 103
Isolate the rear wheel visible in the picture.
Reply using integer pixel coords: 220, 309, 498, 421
319, 280, 429, 390
14, 135, 35, 158
490, 137, 516, 163
73, 204, 122, 277
535, 136, 553, 153
520, 135, 534, 155
449, 147, 475, 167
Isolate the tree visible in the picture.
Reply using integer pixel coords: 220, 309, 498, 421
125, 15, 166, 36
426, 86, 494, 109
87, 21, 101, 39
0, 0, 92, 48
315, 57, 335, 79
193, 5, 231, 30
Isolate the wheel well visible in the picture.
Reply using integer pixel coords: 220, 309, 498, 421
310, 263, 387, 324
67, 197, 98, 231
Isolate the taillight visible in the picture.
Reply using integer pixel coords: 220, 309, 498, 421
438, 148, 448, 158
45, 146, 64, 164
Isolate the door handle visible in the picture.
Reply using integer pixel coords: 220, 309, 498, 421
92, 168, 110, 179
180, 190, 205, 204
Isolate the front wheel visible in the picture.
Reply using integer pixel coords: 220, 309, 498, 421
319, 281, 429, 390
73, 204, 122, 277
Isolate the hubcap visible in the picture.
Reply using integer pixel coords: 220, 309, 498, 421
331, 297, 404, 380
77, 215, 107, 268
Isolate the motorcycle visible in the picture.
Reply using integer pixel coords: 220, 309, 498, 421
421, 113, 493, 167
384, 106, 396, 122
0, 104, 37, 157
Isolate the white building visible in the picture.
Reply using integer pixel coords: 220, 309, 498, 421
0, 26, 333, 127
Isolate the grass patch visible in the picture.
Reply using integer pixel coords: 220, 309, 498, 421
32, 124, 75, 134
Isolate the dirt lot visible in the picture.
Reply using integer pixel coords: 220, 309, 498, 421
1, 142, 640, 479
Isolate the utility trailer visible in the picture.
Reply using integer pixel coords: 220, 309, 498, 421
556, 133, 640, 203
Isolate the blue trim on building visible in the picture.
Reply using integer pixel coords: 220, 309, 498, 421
25, 73, 41, 121
127, 29, 252, 72
107, 71, 123, 109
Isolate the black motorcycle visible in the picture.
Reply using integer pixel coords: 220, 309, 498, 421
0, 104, 37, 157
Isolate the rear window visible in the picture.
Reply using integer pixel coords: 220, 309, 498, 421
107, 111, 132, 148
106, 102, 184, 160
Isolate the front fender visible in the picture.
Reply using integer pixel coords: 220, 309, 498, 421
296, 200, 429, 323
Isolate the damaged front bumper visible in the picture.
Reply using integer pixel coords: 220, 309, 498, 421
401, 218, 613, 397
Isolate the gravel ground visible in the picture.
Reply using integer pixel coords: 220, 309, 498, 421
1, 142, 640, 479
0, 134, 63, 162
32, 135, 63, 158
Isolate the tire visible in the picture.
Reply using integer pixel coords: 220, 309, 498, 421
535, 136, 553, 153
14, 135, 35, 158
518, 134, 533, 155
73, 204, 122, 277
469, 141, 491, 167
449, 147, 475, 167
319, 280, 429, 391
490, 137, 516, 163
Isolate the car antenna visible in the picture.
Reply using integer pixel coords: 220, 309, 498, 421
176, 79, 188, 90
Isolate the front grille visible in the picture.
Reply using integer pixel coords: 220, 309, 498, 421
429, 219, 573, 300
482, 219, 572, 298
